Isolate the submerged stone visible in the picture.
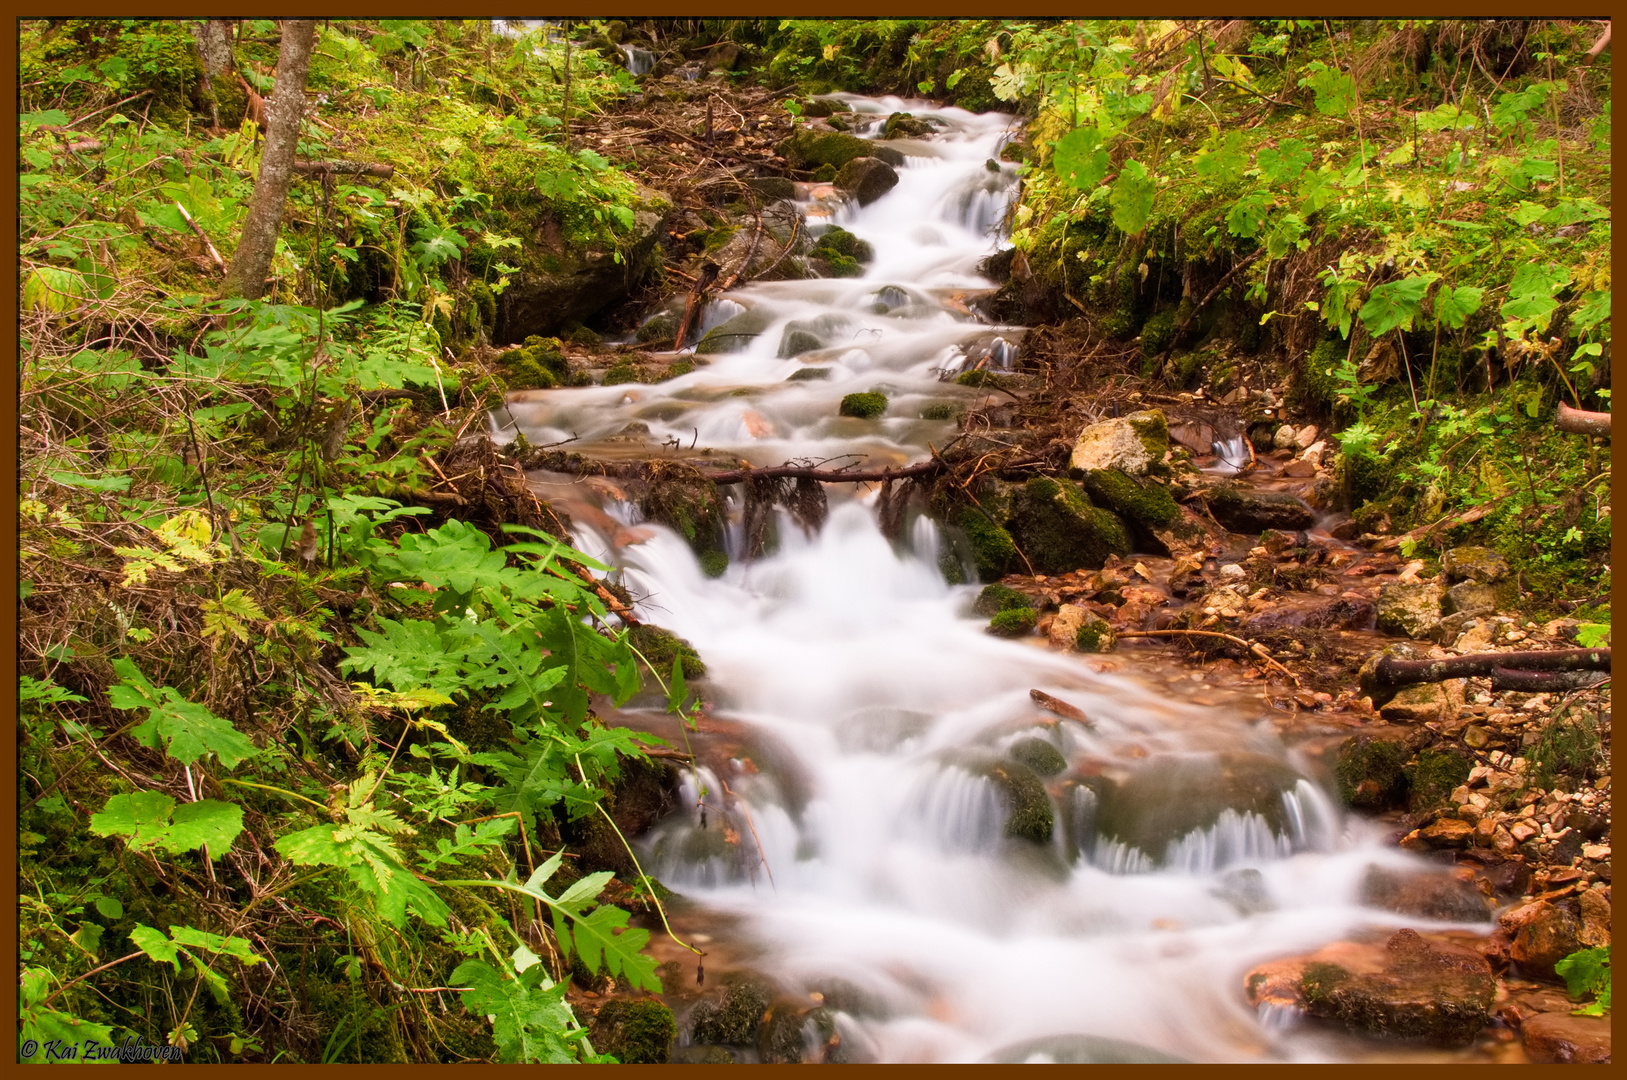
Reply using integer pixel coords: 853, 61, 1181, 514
835, 155, 899, 206
984, 1034, 1187, 1064
986, 760, 1055, 844
838, 391, 888, 418
695, 307, 775, 355
1008, 736, 1067, 777
1093, 753, 1304, 865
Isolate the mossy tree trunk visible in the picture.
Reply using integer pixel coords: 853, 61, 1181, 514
222, 18, 316, 300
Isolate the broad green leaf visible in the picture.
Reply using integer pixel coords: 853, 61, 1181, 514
450, 960, 581, 1064
130, 924, 181, 971
1225, 189, 1272, 239
129, 689, 258, 768
1051, 126, 1110, 190
1434, 285, 1485, 330
1108, 159, 1155, 234
1570, 290, 1610, 336
1256, 138, 1311, 186
169, 925, 263, 965
1358, 272, 1439, 337
91, 793, 244, 855
1194, 130, 1248, 186
1299, 62, 1355, 117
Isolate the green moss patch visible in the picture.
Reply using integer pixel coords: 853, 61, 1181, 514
988, 607, 1037, 637
839, 392, 888, 418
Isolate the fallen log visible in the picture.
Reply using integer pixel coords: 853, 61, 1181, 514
702, 458, 945, 485
1360, 647, 1611, 699
1371, 499, 1501, 552
1490, 667, 1610, 693
1556, 402, 1611, 437
672, 259, 719, 352
293, 159, 395, 179
1029, 689, 1092, 725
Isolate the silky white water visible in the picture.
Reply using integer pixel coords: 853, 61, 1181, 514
513, 96, 1487, 1064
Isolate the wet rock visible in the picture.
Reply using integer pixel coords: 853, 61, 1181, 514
1441, 578, 1517, 617
988, 607, 1037, 638
956, 506, 1019, 582
984, 1034, 1187, 1064
1300, 929, 1496, 1046
778, 129, 904, 170
1360, 864, 1491, 921
1094, 753, 1303, 864
1214, 866, 1275, 915
834, 155, 899, 206
1400, 817, 1476, 851
1334, 734, 1411, 811
1379, 679, 1466, 724
985, 760, 1055, 844
1008, 736, 1067, 777
1375, 581, 1444, 639
591, 998, 677, 1063
1243, 594, 1375, 634
670, 1045, 739, 1064
1441, 545, 1510, 584
838, 391, 888, 418
758, 1002, 838, 1064
1068, 410, 1170, 477
808, 226, 875, 277
1511, 901, 1582, 980
695, 307, 776, 354
973, 583, 1034, 618
496, 188, 667, 342
1079, 467, 1180, 548
1007, 476, 1131, 574
1273, 424, 1298, 450
1202, 483, 1316, 534
687, 975, 773, 1046
1072, 612, 1117, 653
777, 313, 853, 358
883, 111, 936, 138
1522, 1012, 1612, 1064
1047, 602, 1088, 648
1579, 885, 1612, 947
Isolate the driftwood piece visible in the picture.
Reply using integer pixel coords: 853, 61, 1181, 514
1029, 689, 1092, 725
174, 201, 225, 274
672, 260, 719, 352
1371, 500, 1500, 552
1556, 402, 1611, 437
1361, 647, 1611, 698
292, 160, 395, 179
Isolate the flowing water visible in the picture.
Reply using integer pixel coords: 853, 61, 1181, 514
504, 95, 1491, 1064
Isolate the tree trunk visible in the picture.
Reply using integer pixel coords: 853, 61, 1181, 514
189, 18, 237, 129
222, 19, 316, 300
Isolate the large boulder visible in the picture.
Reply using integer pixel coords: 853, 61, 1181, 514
495, 187, 668, 343
1510, 901, 1583, 980
1069, 410, 1170, 476
1296, 929, 1496, 1046
1202, 483, 1316, 534
1007, 477, 1131, 574
834, 156, 899, 206
778, 129, 904, 170
1093, 753, 1304, 866
1376, 581, 1445, 639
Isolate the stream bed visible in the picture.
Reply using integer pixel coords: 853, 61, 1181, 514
505, 96, 1501, 1064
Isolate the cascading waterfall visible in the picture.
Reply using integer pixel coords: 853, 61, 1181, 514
510, 94, 1489, 1063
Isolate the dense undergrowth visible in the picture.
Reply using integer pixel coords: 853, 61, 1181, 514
15, 17, 1612, 1064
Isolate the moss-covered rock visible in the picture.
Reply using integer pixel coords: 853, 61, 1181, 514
883, 111, 936, 138
1080, 468, 1180, 532
839, 392, 888, 418
834, 155, 899, 206
957, 507, 1019, 582
698, 550, 730, 578
1140, 308, 1178, 359
592, 999, 677, 1064
687, 975, 773, 1046
603, 361, 641, 385
1375, 581, 1445, 640
955, 370, 1006, 388
988, 607, 1036, 637
1094, 753, 1303, 863
1074, 613, 1117, 653
628, 624, 706, 680
1440, 545, 1511, 583
1406, 747, 1471, 813
788, 366, 831, 381
1301, 929, 1495, 1047
639, 470, 725, 559
779, 128, 905, 170
972, 583, 1033, 617
1008, 477, 1131, 574
809, 227, 875, 278
1334, 734, 1411, 811
496, 334, 570, 390
1009, 737, 1067, 777
1068, 410, 1170, 476
986, 760, 1054, 844
921, 401, 962, 420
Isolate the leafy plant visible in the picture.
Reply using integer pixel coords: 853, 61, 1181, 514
1555, 946, 1611, 1016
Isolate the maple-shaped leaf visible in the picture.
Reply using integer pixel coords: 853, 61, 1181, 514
450, 960, 581, 1063
107, 659, 258, 768
91, 792, 244, 855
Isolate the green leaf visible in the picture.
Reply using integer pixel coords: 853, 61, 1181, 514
49, 469, 130, 492
19, 674, 86, 707
169, 925, 263, 966
1299, 61, 1356, 117
1225, 189, 1272, 239
1500, 262, 1571, 333
1358, 272, 1440, 337
94, 896, 124, 919
1570, 290, 1610, 336
1108, 159, 1154, 234
91, 793, 245, 855
1554, 945, 1610, 1013
1434, 285, 1485, 330
130, 924, 181, 971
1194, 130, 1248, 186
450, 960, 582, 1063
1052, 126, 1110, 190
1256, 138, 1312, 186
134, 688, 258, 768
